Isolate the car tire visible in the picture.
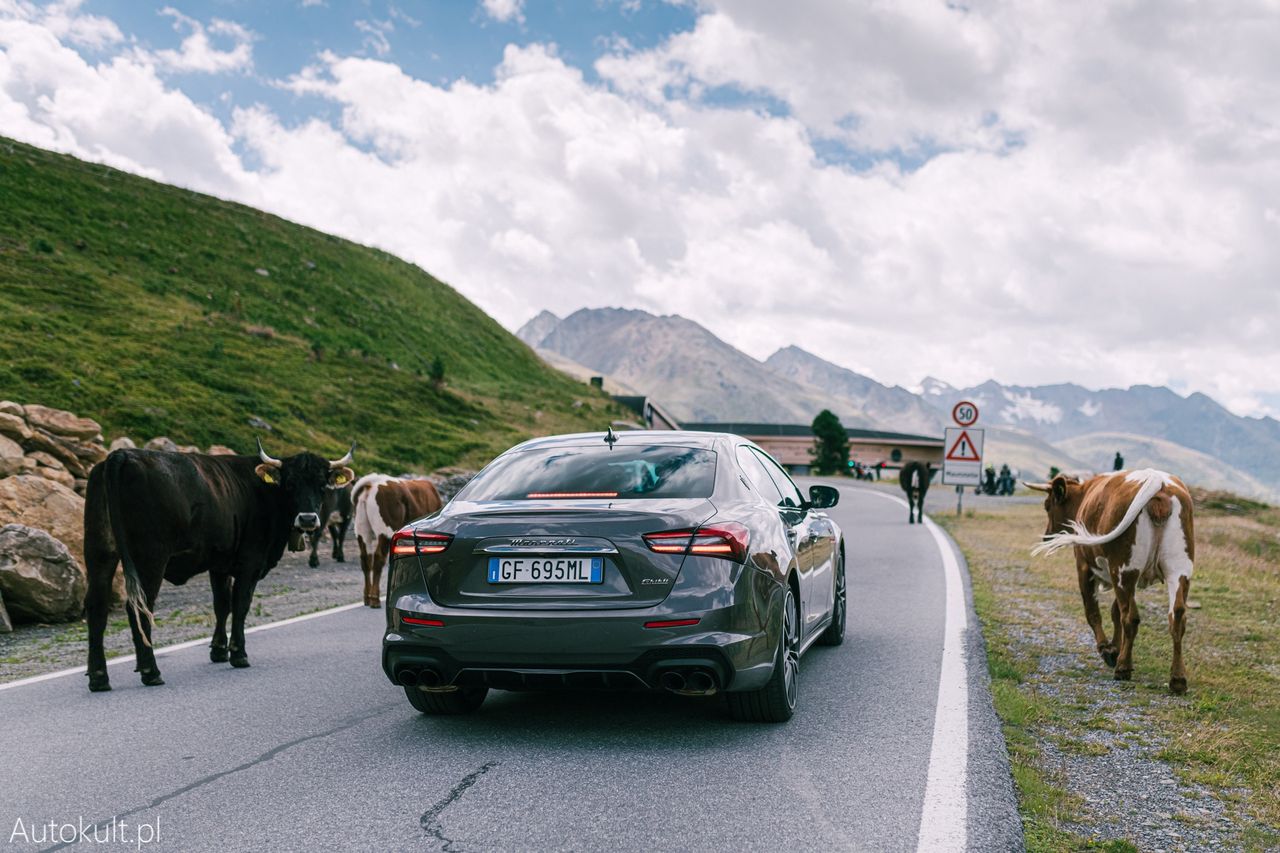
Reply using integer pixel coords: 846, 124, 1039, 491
727, 586, 799, 723
404, 685, 488, 715
818, 550, 846, 646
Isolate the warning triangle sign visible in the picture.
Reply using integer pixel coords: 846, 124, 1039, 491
946, 430, 982, 462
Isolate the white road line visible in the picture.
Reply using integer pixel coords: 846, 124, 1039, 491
842, 485, 969, 851
0, 601, 364, 693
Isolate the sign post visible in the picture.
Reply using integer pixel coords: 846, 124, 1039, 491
943, 401, 983, 516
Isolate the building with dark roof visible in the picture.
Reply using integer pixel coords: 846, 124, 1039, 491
682, 422, 943, 474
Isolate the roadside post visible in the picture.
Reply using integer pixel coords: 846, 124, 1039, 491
943, 401, 984, 517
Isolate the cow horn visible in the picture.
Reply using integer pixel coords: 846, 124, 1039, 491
330, 442, 356, 469
257, 437, 282, 467
1022, 481, 1051, 493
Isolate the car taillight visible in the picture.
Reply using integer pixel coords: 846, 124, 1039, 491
643, 523, 749, 562
390, 529, 453, 556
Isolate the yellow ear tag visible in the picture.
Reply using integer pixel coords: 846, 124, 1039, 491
334, 474, 349, 485
262, 471, 276, 484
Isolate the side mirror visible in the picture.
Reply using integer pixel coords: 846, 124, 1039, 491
807, 484, 839, 510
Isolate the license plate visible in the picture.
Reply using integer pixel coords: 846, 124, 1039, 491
487, 556, 604, 584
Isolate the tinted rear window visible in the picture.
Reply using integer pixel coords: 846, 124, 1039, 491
458, 444, 718, 501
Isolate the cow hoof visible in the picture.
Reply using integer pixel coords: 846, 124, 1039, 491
230, 655, 251, 669
1100, 648, 1118, 668
88, 672, 112, 692
335, 555, 345, 563
1113, 668, 1132, 681
210, 646, 230, 663
140, 670, 165, 687
1170, 677, 1188, 695
308, 556, 320, 568
908, 517, 915, 525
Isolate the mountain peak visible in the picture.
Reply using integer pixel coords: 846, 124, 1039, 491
515, 310, 562, 347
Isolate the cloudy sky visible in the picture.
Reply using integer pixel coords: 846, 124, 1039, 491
3, 1, 1279, 418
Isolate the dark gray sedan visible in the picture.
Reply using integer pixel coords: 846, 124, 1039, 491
382, 430, 845, 722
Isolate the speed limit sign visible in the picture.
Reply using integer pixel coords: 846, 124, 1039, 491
952, 400, 979, 427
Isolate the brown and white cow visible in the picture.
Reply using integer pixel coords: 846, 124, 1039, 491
352, 474, 443, 608
1027, 469, 1195, 694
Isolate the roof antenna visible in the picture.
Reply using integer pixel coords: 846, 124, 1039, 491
604, 426, 618, 449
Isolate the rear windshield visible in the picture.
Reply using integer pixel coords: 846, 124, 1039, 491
458, 444, 718, 501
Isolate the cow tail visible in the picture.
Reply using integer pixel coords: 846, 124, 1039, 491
1032, 469, 1170, 556
105, 452, 155, 646
1146, 493, 1173, 527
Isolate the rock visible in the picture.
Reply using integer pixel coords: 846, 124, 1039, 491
0, 412, 31, 441
0, 401, 23, 417
34, 465, 76, 489
0, 475, 85, 567
144, 436, 179, 453
108, 436, 136, 452
0, 524, 85, 622
26, 450, 66, 471
0, 457, 29, 478
0, 588, 12, 632
21, 404, 101, 440
247, 416, 272, 432
23, 430, 88, 477
207, 444, 238, 456
0, 433, 23, 461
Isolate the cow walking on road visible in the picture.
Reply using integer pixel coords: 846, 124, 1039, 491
1028, 469, 1195, 694
352, 475, 443, 607
82, 439, 355, 691
308, 482, 354, 568
898, 461, 933, 524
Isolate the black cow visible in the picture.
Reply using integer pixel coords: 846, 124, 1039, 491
83, 439, 354, 691
899, 461, 934, 524
307, 482, 353, 568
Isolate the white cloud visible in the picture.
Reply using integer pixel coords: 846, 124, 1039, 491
354, 19, 393, 57
150, 7, 254, 74
2, 0, 1280, 419
480, 0, 524, 25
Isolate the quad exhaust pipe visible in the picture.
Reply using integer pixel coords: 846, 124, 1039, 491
658, 668, 718, 697
395, 666, 457, 692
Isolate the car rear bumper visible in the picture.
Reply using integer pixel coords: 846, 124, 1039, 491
382, 575, 782, 693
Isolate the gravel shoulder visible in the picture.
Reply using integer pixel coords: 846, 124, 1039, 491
0, 545, 363, 683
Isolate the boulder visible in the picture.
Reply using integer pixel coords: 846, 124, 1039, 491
0, 524, 85, 622
0, 589, 12, 633
144, 436, 179, 453
0, 457, 29, 478
0, 401, 23, 417
0, 475, 85, 567
108, 436, 136, 452
21, 404, 102, 440
26, 450, 66, 471
207, 444, 238, 456
0, 433, 23, 461
22, 429, 88, 477
34, 465, 77, 489
0, 412, 31, 442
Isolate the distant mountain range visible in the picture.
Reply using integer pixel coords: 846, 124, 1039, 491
518, 309, 1280, 500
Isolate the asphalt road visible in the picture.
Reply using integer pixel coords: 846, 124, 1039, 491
0, 483, 1020, 852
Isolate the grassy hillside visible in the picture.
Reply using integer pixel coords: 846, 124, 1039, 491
0, 138, 618, 471
1058, 431, 1277, 502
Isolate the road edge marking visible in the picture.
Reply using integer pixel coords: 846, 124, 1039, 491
0, 601, 364, 692
841, 485, 969, 851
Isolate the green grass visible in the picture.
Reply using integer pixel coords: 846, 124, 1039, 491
0, 137, 619, 471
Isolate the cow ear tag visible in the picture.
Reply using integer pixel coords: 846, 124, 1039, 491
255, 464, 279, 485
334, 474, 348, 485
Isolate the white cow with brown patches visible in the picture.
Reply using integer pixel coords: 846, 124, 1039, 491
352, 474, 443, 608
1028, 469, 1195, 694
